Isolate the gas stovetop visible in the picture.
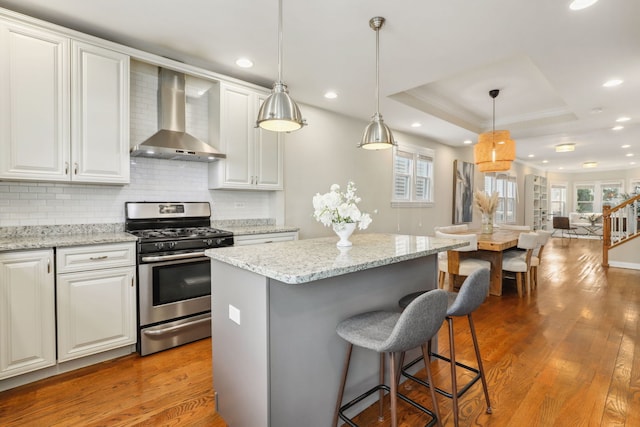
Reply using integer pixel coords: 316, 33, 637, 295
125, 202, 234, 256
128, 226, 232, 242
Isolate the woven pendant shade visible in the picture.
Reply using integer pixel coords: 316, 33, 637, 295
474, 90, 515, 172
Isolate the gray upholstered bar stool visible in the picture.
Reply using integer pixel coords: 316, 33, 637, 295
333, 289, 448, 427
397, 268, 492, 427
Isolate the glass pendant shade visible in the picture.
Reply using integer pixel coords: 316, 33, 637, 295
257, 82, 304, 132
360, 113, 395, 150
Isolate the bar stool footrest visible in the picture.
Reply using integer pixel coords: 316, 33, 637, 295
338, 383, 438, 427
401, 353, 481, 399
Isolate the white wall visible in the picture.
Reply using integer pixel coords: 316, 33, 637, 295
281, 104, 462, 239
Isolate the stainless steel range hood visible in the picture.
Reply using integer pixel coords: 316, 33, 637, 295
130, 68, 225, 162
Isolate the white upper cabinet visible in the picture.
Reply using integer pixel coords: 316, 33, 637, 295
0, 21, 70, 181
0, 19, 130, 184
209, 83, 283, 190
71, 41, 129, 183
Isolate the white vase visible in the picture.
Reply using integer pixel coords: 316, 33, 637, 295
333, 222, 356, 247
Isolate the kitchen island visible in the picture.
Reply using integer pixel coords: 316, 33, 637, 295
205, 233, 465, 427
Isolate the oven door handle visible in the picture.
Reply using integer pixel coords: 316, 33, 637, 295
141, 252, 206, 262
143, 316, 211, 337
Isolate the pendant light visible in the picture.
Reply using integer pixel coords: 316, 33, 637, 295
359, 17, 396, 150
256, 0, 305, 132
474, 89, 516, 172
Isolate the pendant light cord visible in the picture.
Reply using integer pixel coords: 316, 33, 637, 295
375, 26, 380, 115
277, 0, 283, 83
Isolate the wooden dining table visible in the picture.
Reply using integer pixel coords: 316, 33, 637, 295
446, 228, 522, 296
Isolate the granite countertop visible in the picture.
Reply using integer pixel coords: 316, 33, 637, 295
205, 233, 466, 285
0, 224, 137, 251
0, 233, 138, 251
221, 225, 300, 236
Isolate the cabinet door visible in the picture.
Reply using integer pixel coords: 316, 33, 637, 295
71, 41, 130, 184
0, 250, 55, 380
0, 22, 70, 181
216, 83, 254, 188
57, 266, 136, 362
254, 93, 283, 190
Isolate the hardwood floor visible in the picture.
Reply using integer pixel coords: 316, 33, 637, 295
1, 237, 639, 426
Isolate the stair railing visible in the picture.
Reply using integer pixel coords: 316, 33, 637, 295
602, 194, 640, 267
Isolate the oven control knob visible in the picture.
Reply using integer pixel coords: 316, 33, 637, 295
216, 238, 225, 246
167, 242, 176, 249
204, 239, 213, 246
155, 242, 164, 250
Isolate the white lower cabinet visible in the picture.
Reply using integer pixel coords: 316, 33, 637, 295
0, 250, 56, 380
233, 231, 298, 246
56, 243, 136, 362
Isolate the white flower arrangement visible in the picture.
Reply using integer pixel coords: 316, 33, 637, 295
312, 181, 372, 230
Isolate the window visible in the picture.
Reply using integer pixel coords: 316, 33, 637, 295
602, 181, 624, 205
483, 172, 517, 223
574, 180, 623, 212
392, 144, 434, 207
575, 183, 595, 213
550, 183, 568, 218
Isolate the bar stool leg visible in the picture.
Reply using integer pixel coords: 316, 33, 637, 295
447, 317, 459, 427
422, 342, 443, 427
333, 343, 353, 427
389, 352, 398, 427
379, 353, 385, 421
469, 314, 492, 413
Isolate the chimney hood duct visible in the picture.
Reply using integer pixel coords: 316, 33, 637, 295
130, 68, 225, 162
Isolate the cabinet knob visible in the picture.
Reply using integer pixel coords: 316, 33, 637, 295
65, 162, 69, 175
74, 163, 78, 175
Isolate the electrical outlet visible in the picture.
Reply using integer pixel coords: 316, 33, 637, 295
229, 304, 241, 325
234, 202, 245, 208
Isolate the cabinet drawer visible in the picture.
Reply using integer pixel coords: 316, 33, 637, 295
57, 242, 135, 273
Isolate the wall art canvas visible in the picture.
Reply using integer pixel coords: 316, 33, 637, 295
453, 160, 474, 224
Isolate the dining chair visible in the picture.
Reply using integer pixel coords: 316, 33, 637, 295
434, 231, 491, 290
434, 224, 469, 233
499, 224, 531, 231
501, 232, 539, 297
530, 230, 552, 290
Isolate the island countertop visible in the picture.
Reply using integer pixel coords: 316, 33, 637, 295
205, 233, 466, 284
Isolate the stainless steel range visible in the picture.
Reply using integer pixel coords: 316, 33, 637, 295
125, 202, 233, 356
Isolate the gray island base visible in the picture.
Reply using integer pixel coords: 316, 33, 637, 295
205, 233, 465, 427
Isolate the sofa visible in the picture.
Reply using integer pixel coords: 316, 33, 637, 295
569, 212, 602, 235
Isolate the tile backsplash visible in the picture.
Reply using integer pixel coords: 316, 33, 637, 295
0, 157, 270, 227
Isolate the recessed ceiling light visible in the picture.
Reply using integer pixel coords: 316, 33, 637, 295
583, 161, 598, 168
324, 91, 338, 99
603, 79, 623, 88
616, 117, 631, 122
622, 144, 631, 148
463, 139, 472, 144
528, 154, 535, 158
626, 153, 634, 157
569, 0, 599, 10
631, 162, 636, 165
235, 58, 254, 68
555, 143, 576, 152
559, 167, 564, 170
410, 122, 422, 128
542, 160, 549, 164
591, 107, 603, 114
612, 126, 624, 131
